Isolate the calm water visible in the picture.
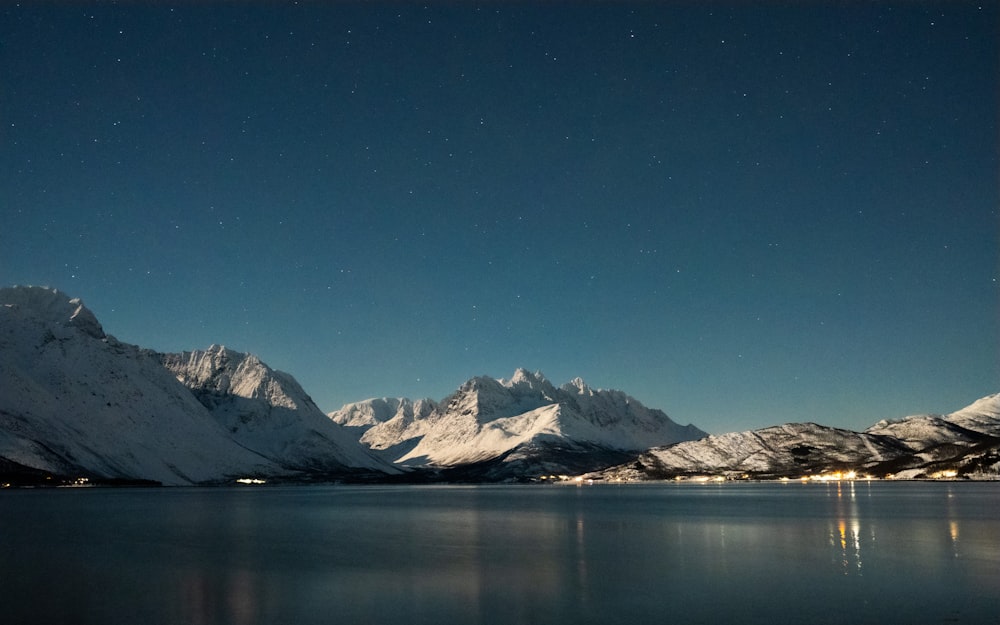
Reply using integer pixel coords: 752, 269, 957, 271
1, 481, 998, 625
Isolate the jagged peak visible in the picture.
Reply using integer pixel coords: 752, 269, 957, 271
183, 344, 265, 369
502, 368, 549, 388
460, 374, 504, 393
164, 345, 283, 394
0, 285, 105, 339
203, 343, 246, 361
162, 346, 318, 414
562, 377, 593, 396
355, 396, 411, 408
329, 396, 441, 428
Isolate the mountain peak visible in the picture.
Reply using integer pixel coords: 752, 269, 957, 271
330, 369, 708, 473
951, 393, 1000, 417
563, 377, 592, 395
159, 344, 394, 474
162, 345, 298, 409
0, 285, 104, 339
502, 368, 549, 388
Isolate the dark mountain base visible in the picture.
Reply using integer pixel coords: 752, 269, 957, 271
0, 457, 162, 488
0, 457, 64, 487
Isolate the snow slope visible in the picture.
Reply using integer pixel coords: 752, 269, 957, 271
865, 394, 1000, 445
329, 368, 706, 474
865, 415, 986, 451
941, 393, 1000, 437
860, 394, 1000, 476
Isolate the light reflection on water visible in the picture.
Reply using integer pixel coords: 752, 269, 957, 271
827, 479, 864, 575
819, 480, 984, 579
1, 482, 998, 625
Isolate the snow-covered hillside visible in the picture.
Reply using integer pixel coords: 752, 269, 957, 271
0, 286, 391, 484
940, 393, 1000, 437
619, 423, 911, 479
329, 368, 706, 476
860, 394, 1000, 476
599, 394, 1000, 481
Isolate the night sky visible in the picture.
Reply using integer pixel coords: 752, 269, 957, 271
2, 3, 997, 434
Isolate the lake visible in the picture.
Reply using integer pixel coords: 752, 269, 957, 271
1, 481, 998, 625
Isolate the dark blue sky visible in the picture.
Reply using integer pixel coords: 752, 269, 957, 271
2, 2, 997, 433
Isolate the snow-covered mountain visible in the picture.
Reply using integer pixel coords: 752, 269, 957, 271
5, 285, 995, 485
160, 345, 394, 475
934, 393, 1000, 438
0, 286, 391, 485
329, 368, 707, 479
861, 393, 1000, 477
598, 394, 1000, 481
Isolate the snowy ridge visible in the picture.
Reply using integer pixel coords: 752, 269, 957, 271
628, 423, 911, 477
329, 368, 706, 475
161, 346, 394, 474
332, 397, 439, 429
865, 394, 1000, 441
599, 394, 1000, 481
942, 393, 1000, 437
865, 415, 985, 451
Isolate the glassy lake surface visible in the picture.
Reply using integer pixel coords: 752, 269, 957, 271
2, 481, 998, 625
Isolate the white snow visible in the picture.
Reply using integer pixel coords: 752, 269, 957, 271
943, 393, 1000, 436
328, 369, 706, 468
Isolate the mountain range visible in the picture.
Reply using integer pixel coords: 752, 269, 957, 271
596, 394, 1000, 481
1, 285, 997, 485
328, 369, 707, 479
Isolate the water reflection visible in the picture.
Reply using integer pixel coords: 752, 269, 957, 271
1, 483, 998, 625
575, 513, 587, 596
828, 479, 865, 575
945, 486, 961, 559
178, 567, 261, 625
821, 478, 984, 578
